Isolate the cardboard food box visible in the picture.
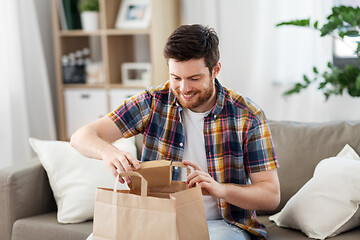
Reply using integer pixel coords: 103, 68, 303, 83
129, 160, 173, 190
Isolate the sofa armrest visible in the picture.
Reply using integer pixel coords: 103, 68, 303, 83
0, 160, 56, 240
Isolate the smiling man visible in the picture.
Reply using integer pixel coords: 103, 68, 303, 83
71, 24, 280, 240
169, 58, 218, 112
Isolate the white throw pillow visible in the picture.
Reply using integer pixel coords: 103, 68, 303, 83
269, 144, 360, 239
336, 144, 360, 160
29, 137, 137, 224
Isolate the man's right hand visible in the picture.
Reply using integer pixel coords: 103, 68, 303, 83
70, 115, 141, 184
101, 145, 140, 184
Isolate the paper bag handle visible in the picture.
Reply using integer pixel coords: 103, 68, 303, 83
171, 161, 191, 176
115, 171, 148, 197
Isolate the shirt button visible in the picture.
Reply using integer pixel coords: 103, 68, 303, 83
180, 143, 183, 147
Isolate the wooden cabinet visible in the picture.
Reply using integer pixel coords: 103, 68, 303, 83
52, 0, 180, 140
64, 89, 108, 139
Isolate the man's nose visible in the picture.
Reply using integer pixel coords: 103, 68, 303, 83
180, 80, 191, 93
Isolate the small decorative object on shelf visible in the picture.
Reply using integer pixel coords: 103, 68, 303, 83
122, 62, 152, 87
78, 0, 99, 31
86, 62, 105, 84
61, 48, 91, 84
115, 0, 152, 29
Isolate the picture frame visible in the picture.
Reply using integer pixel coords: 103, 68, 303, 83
115, 0, 152, 29
121, 62, 152, 87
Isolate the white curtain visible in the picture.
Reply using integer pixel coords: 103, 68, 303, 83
0, 0, 56, 169
181, 0, 360, 122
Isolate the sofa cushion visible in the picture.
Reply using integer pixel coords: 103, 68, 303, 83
265, 120, 360, 215
11, 212, 92, 240
0, 160, 56, 240
269, 152, 360, 239
259, 215, 360, 240
29, 137, 136, 224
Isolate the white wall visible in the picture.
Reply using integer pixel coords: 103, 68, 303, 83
182, 0, 360, 123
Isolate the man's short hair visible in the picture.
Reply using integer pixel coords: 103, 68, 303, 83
163, 24, 220, 74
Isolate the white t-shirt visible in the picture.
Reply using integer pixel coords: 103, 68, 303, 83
180, 108, 222, 220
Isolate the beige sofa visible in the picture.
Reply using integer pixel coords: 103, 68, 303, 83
1, 120, 360, 240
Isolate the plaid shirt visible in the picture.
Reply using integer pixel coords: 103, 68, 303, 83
109, 79, 278, 239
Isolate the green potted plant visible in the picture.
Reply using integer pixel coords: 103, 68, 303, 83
276, 5, 360, 100
78, 0, 100, 31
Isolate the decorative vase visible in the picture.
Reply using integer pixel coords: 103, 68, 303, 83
81, 11, 99, 31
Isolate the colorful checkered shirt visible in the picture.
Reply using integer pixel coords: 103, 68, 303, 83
109, 79, 278, 239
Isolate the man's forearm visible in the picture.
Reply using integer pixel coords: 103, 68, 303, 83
70, 125, 114, 160
184, 160, 280, 211
70, 116, 124, 160
219, 181, 280, 211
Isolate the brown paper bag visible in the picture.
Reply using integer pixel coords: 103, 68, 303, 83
93, 171, 177, 240
93, 162, 209, 240
150, 161, 209, 240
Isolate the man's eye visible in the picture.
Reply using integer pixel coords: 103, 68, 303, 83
173, 77, 181, 80
191, 78, 200, 81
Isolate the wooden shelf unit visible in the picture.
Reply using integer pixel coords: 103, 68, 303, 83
52, 0, 180, 140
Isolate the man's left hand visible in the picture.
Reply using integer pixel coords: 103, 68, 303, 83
183, 160, 225, 198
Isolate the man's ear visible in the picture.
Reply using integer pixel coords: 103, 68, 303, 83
212, 62, 221, 79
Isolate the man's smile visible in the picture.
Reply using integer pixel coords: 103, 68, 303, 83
182, 92, 197, 100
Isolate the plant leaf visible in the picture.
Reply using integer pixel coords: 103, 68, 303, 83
276, 19, 310, 27
320, 21, 340, 36
339, 31, 346, 38
318, 81, 327, 89
356, 43, 360, 56
303, 75, 311, 84
324, 92, 330, 100
343, 30, 359, 37
313, 21, 319, 29
313, 67, 318, 74
356, 74, 360, 90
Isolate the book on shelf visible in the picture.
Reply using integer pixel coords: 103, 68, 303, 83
62, 0, 82, 30
57, 0, 68, 30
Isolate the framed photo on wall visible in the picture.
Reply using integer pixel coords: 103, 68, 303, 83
115, 0, 152, 29
121, 62, 152, 87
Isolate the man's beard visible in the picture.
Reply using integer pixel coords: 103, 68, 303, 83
173, 79, 214, 111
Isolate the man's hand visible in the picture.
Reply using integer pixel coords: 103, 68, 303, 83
101, 145, 140, 184
70, 116, 141, 184
183, 160, 225, 198
183, 160, 280, 210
